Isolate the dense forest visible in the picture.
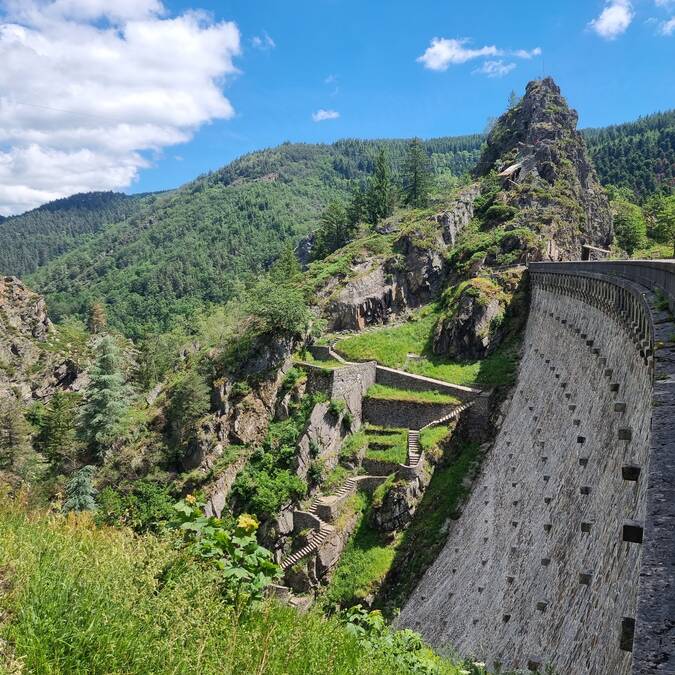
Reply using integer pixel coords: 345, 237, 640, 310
0, 192, 150, 277
584, 110, 675, 199
0, 111, 670, 338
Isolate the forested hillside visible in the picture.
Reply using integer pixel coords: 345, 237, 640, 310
26, 136, 482, 337
0, 192, 151, 278
0, 110, 669, 339
583, 110, 675, 198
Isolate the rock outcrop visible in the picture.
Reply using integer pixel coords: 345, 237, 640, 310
0, 276, 85, 402
473, 77, 613, 261
325, 185, 479, 331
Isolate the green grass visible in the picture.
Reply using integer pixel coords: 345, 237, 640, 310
294, 352, 345, 370
322, 496, 400, 609
0, 500, 462, 675
333, 303, 519, 387
365, 383, 460, 405
363, 426, 408, 464
419, 426, 451, 453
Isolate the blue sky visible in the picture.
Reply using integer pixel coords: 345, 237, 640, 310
141, 0, 675, 193
0, 0, 673, 213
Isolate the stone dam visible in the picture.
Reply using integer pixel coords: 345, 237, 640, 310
397, 261, 675, 675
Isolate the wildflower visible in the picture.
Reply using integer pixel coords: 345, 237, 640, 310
237, 513, 259, 534
473, 663, 486, 668
185, 494, 197, 505
459, 670, 471, 675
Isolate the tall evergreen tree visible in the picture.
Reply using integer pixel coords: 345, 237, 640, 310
366, 149, 397, 224
346, 183, 367, 227
312, 200, 354, 259
0, 398, 32, 470
87, 301, 108, 334
37, 391, 77, 468
402, 138, 432, 208
166, 370, 210, 458
78, 335, 128, 460
63, 465, 97, 513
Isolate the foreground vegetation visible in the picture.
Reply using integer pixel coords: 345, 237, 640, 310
0, 498, 462, 675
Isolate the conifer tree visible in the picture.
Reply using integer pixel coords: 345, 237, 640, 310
87, 301, 108, 334
63, 465, 97, 513
313, 200, 354, 259
0, 398, 32, 470
366, 149, 397, 224
78, 335, 128, 460
38, 391, 77, 468
347, 183, 367, 227
402, 138, 432, 208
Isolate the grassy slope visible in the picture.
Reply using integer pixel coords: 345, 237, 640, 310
334, 304, 519, 387
323, 494, 399, 609
0, 501, 460, 675
365, 383, 460, 405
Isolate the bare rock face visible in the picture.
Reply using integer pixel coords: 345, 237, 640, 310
0, 276, 84, 402
474, 77, 613, 260
371, 472, 430, 532
433, 270, 527, 361
325, 185, 479, 332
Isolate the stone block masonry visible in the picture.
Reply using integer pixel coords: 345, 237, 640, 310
397, 261, 675, 675
362, 397, 457, 430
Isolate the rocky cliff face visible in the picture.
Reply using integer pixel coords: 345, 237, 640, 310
0, 276, 83, 402
474, 77, 612, 260
324, 185, 479, 332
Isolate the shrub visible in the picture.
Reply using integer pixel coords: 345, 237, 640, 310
96, 481, 175, 533
173, 498, 279, 606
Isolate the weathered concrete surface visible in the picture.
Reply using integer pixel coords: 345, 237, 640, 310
398, 274, 659, 674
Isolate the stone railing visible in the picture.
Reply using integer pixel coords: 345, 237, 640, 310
529, 259, 675, 675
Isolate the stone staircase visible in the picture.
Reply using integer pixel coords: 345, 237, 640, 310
407, 430, 420, 466
307, 477, 359, 517
281, 522, 335, 571
403, 401, 476, 468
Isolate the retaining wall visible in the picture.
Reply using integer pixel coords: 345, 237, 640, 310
375, 365, 479, 401
363, 397, 458, 430
397, 261, 675, 675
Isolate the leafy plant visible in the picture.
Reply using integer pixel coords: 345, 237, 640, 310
173, 497, 280, 606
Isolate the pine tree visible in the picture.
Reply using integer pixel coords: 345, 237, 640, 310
365, 149, 397, 224
63, 465, 97, 513
38, 391, 77, 468
313, 200, 354, 259
271, 244, 301, 283
0, 398, 33, 470
87, 301, 108, 334
166, 370, 210, 457
346, 183, 367, 226
78, 335, 128, 460
402, 138, 432, 208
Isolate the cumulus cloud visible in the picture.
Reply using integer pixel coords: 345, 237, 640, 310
660, 16, 675, 33
312, 109, 340, 122
589, 0, 634, 39
417, 38, 541, 76
251, 31, 275, 50
474, 60, 517, 78
0, 1, 241, 215
417, 38, 499, 71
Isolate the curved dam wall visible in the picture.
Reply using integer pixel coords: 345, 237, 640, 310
397, 261, 675, 675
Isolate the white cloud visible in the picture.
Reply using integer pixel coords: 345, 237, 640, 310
511, 47, 542, 59
312, 109, 340, 122
589, 0, 634, 39
660, 16, 675, 33
0, 1, 241, 215
474, 60, 517, 78
417, 38, 541, 75
417, 38, 499, 71
251, 31, 275, 50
